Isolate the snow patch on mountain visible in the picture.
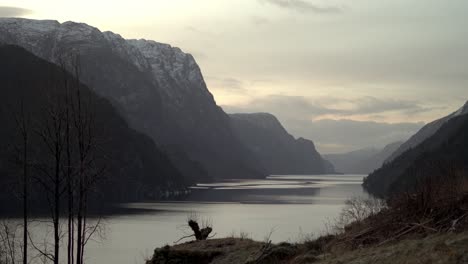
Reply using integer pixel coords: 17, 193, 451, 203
126, 39, 210, 98
0, 17, 209, 101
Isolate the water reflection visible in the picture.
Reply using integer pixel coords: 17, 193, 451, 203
166, 174, 365, 204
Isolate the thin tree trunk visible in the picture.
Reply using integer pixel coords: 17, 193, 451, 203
80, 194, 87, 264
66, 81, 74, 264
22, 135, 28, 264
54, 146, 60, 264
17, 101, 29, 264
67, 160, 73, 264
67, 145, 74, 264
76, 178, 83, 264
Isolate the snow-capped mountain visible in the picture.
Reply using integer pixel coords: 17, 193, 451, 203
386, 101, 468, 162
0, 17, 265, 180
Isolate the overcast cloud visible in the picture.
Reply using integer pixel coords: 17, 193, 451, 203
223, 94, 429, 153
0, 6, 31, 17
290, 119, 424, 153
258, 0, 342, 14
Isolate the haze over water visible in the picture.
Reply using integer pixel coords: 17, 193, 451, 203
83, 174, 366, 264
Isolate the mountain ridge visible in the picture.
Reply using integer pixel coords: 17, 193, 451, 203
386, 101, 468, 162
0, 17, 266, 181
364, 101, 468, 197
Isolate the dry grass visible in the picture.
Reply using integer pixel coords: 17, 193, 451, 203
333, 172, 468, 249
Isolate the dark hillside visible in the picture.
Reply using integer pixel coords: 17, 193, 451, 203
364, 114, 468, 197
0, 45, 189, 211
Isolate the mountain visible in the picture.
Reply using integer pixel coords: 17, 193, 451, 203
229, 113, 335, 174
364, 104, 468, 197
0, 44, 189, 207
386, 101, 468, 162
0, 18, 265, 181
325, 141, 403, 174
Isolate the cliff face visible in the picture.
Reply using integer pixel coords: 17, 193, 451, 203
230, 113, 334, 175
0, 18, 265, 181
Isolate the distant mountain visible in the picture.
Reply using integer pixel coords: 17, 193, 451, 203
325, 148, 379, 174
230, 113, 335, 175
386, 101, 468, 162
325, 141, 403, 174
364, 103, 468, 197
0, 18, 265, 181
0, 44, 188, 207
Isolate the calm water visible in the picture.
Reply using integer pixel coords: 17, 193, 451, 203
84, 174, 366, 264
9, 174, 366, 264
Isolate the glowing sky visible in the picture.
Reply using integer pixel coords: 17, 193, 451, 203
2, 0, 467, 152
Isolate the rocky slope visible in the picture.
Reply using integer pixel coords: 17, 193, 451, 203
0, 17, 265, 181
230, 113, 334, 174
325, 141, 403, 174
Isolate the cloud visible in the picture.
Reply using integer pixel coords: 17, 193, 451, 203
222, 95, 429, 153
221, 78, 245, 91
223, 95, 433, 120
251, 16, 270, 25
259, 0, 341, 14
185, 26, 203, 33
0, 6, 32, 17
294, 119, 424, 153
184, 26, 216, 37
341, 96, 438, 116
223, 95, 330, 119
207, 77, 246, 92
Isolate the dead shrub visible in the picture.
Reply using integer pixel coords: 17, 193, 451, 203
335, 196, 386, 233
174, 212, 214, 243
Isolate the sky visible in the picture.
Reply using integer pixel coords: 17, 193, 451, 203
1, 0, 467, 153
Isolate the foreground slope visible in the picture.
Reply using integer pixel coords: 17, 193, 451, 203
230, 113, 334, 174
0, 17, 265, 181
0, 44, 187, 207
146, 232, 468, 264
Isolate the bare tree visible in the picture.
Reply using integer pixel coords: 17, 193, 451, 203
13, 100, 31, 264
19, 104, 29, 264
58, 55, 75, 264
7, 53, 106, 264
0, 220, 21, 264
34, 82, 67, 264
67, 54, 104, 264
